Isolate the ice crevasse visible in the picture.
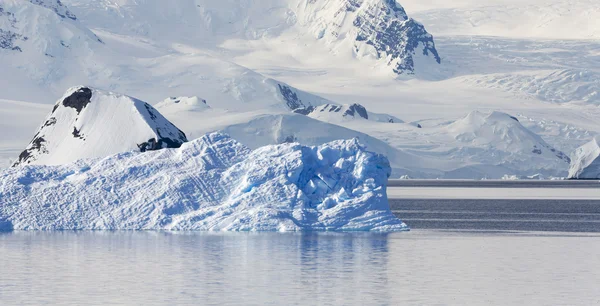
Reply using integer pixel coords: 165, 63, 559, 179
0, 133, 407, 231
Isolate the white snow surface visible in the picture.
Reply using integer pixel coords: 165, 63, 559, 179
13, 86, 187, 166
568, 138, 600, 179
0, 133, 407, 232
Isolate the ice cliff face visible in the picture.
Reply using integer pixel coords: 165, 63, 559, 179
13, 86, 187, 166
568, 138, 600, 179
0, 133, 406, 231
299, 0, 441, 75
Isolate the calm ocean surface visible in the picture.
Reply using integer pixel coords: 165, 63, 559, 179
1, 230, 599, 305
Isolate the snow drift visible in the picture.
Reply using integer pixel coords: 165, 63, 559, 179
0, 133, 407, 231
568, 138, 600, 179
13, 86, 187, 166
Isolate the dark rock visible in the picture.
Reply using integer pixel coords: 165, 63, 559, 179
13, 136, 47, 167
43, 117, 57, 127
62, 87, 92, 114
137, 136, 185, 153
277, 84, 306, 110
72, 127, 84, 140
344, 104, 369, 119
293, 106, 315, 115
340, 0, 441, 75
28, 0, 77, 20
144, 103, 158, 121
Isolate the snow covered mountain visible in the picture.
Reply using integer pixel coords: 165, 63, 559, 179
0, 133, 407, 231
13, 86, 187, 166
0, 0, 336, 111
0, 0, 102, 95
295, 0, 441, 75
447, 111, 570, 163
63, 0, 441, 76
2, 0, 599, 179
439, 111, 571, 177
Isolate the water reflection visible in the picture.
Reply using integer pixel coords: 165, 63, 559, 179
1, 231, 599, 305
0, 232, 395, 306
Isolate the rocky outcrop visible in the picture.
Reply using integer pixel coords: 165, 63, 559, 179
303, 0, 441, 75
13, 86, 187, 166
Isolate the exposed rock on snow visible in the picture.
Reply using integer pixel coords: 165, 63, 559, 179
568, 138, 600, 179
0, 5, 22, 52
0, 133, 407, 231
273, 81, 331, 111
28, 0, 77, 20
13, 86, 187, 166
295, 103, 403, 123
155, 96, 210, 112
299, 0, 441, 75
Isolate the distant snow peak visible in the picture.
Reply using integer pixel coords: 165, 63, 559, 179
448, 111, 571, 163
13, 86, 187, 166
305, 0, 441, 75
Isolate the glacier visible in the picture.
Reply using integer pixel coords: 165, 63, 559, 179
0, 133, 407, 232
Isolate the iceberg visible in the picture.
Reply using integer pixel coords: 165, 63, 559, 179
568, 138, 600, 179
0, 133, 407, 231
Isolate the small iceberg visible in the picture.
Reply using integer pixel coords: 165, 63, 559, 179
568, 138, 600, 179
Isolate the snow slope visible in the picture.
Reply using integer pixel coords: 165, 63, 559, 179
447, 111, 570, 163
153, 103, 445, 178
13, 86, 187, 166
405, 0, 600, 39
0, 0, 335, 111
0, 133, 407, 231
568, 138, 600, 179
